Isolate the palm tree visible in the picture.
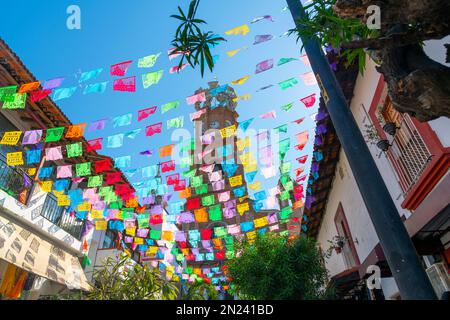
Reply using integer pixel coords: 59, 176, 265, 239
170, 0, 225, 77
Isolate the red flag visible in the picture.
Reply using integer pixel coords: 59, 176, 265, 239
150, 214, 163, 225
292, 117, 305, 125
161, 160, 175, 173
113, 76, 136, 92
138, 106, 157, 121
299, 93, 316, 108
173, 179, 186, 191
296, 175, 307, 183
215, 251, 225, 260
105, 172, 121, 185
145, 122, 163, 136
186, 197, 201, 210
201, 229, 213, 240
296, 155, 308, 164
295, 167, 305, 177
86, 138, 103, 152
30, 89, 52, 102
94, 159, 111, 173
166, 173, 180, 186
110, 60, 133, 76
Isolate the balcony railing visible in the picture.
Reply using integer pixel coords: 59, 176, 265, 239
41, 194, 85, 240
0, 155, 33, 205
387, 115, 432, 194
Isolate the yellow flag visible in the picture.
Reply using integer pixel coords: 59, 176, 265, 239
236, 137, 251, 151
225, 24, 250, 36
1, 131, 22, 145
229, 175, 243, 187
247, 230, 257, 241
254, 216, 268, 228
220, 125, 237, 138
6, 152, 24, 166
237, 202, 250, 215
232, 94, 251, 103
77, 202, 91, 212
95, 220, 108, 231
57, 195, 70, 207
226, 49, 241, 57
231, 75, 250, 85
125, 227, 136, 236
91, 209, 104, 219
40, 181, 53, 193
238, 195, 249, 203
162, 231, 174, 242
248, 181, 261, 191
27, 168, 37, 176
134, 237, 144, 245
239, 152, 256, 166
244, 163, 258, 173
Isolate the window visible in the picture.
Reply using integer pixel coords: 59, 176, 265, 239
101, 230, 118, 249
379, 101, 432, 193
334, 203, 360, 269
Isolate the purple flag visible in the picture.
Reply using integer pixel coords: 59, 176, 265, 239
253, 35, 273, 45
88, 119, 107, 131
42, 77, 65, 90
255, 59, 274, 74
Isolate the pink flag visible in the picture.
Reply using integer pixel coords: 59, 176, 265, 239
186, 92, 206, 105
166, 173, 180, 185
256, 130, 269, 142
259, 146, 273, 166
201, 132, 215, 145
218, 191, 230, 202
295, 131, 309, 147
138, 106, 157, 121
113, 76, 136, 92
297, 175, 307, 182
173, 179, 186, 191
261, 166, 277, 178
269, 186, 280, 196
190, 109, 207, 121
259, 110, 276, 119
208, 171, 222, 182
199, 164, 215, 173
300, 93, 316, 108
57, 165, 72, 178
45, 146, 63, 161
299, 54, 311, 66
110, 60, 133, 76
145, 122, 163, 136
161, 160, 175, 173
168, 48, 189, 60
301, 72, 317, 86
227, 224, 240, 235
169, 63, 187, 73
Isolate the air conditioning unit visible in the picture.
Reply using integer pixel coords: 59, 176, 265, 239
426, 262, 450, 299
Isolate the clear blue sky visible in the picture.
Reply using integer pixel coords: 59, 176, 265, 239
0, 0, 319, 209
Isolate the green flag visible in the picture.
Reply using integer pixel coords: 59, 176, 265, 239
138, 53, 161, 68
2, 93, 26, 109
278, 77, 299, 90
76, 162, 91, 177
45, 127, 65, 142
142, 70, 164, 88
66, 142, 83, 158
281, 102, 294, 111
161, 100, 180, 114
202, 194, 215, 206
88, 175, 103, 188
209, 204, 222, 221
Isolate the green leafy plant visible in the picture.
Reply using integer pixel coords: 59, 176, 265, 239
288, 0, 378, 74
182, 281, 219, 300
226, 233, 333, 300
170, 0, 225, 77
86, 255, 179, 300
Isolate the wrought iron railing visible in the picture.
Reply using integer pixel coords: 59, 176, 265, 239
387, 115, 432, 194
41, 194, 85, 240
0, 155, 33, 205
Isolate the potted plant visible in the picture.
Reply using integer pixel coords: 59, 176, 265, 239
325, 235, 347, 257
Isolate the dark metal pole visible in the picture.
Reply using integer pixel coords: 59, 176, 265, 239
286, 0, 437, 300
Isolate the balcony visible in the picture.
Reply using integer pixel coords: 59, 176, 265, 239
41, 193, 85, 240
386, 115, 432, 194
0, 154, 33, 205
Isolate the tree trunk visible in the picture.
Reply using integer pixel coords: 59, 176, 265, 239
377, 44, 450, 121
